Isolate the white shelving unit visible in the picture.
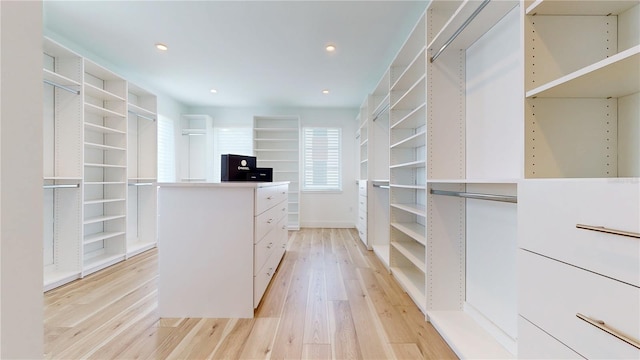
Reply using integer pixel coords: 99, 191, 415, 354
127, 83, 157, 257
524, 0, 639, 179
42, 37, 159, 290
518, 1, 640, 359
368, 70, 391, 267
358, 100, 369, 181
425, 1, 521, 358
42, 39, 83, 291
180, 114, 214, 182
253, 116, 300, 229
82, 59, 128, 276
356, 99, 370, 248
388, 12, 427, 314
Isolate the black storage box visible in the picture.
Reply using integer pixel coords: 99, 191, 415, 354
221, 154, 257, 181
247, 168, 273, 182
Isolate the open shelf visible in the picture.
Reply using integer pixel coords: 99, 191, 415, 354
83, 214, 125, 225
391, 266, 426, 313
391, 103, 427, 130
391, 203, 426, 217
526, 0, 638, 15
84, 142, 126, 152
390, 131, 426, 149
43, 69, 81, 88
526, 46, 639, 98
84, 102, 126, 118
83, 231, 125, 245
83, 253, 126, 275
84, 82, 125, 102
390, 160, 425, 169
84, 122, 125, 135
390, 222, 426, 245
391, 241, 426, 272
427, 311, 514, 359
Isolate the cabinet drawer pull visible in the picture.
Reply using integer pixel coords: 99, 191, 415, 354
576, 224, 640, 239
576, 313, 640, 349
267, 242, 273, 249
267, 196, 273, 200
267, 219, 274, 224
266, 268, 273, 277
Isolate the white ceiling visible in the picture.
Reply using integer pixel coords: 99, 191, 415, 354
43, 1, 428, 109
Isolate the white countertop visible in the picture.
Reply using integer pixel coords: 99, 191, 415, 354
158, 181, 289, 188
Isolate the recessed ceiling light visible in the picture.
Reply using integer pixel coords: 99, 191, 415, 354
322, 89, 330, 94
210, 89, 218, 94
325, 44, 336, 52
155, 43, 168, 51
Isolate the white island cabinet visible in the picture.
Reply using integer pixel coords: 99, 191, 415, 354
157, 181, 289, 318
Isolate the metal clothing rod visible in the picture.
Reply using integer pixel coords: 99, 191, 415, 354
430, 0, 491, 63
43, 79, 80, 95
128, 183, 154, 186
372, 103, 390, 122
374, 185, 390, 189
43, 184, 80, 189
576, 224, 640, 239
430, 189, 517, 203
128, 110, 156, 122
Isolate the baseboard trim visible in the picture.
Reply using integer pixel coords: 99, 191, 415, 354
299, 221, 355, 228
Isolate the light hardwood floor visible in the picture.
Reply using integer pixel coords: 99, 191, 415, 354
45, 228, 457, 359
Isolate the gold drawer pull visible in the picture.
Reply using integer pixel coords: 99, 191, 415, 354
576, 224, 640, 239
576, 313, 640, 349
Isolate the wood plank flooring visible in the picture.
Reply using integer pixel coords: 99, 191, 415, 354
44, 228, 457, 359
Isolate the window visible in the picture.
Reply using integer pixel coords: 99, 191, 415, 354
303, 127, 341, 191
157, 115, 176, 182
213, 127, 253, 181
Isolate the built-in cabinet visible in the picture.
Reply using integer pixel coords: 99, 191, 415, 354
518, 0, 639, 358
43, 38, 83, 290
388, 13, 428, 314
42, 37, 158, 291
356, 70, 391, 264
157, 182, 289, 318
127, 84, 158, 257
253, 116, 300, 230
180, 114, 214, 182
356, 0, 639, 358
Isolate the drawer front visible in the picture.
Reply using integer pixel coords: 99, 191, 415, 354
254, 243, 285, 308
519, 179, 640, 286
277, 215, 288, 250
276, 199, 288, 223
255, 201, 284, 243
358, 180, 367, 196
256, 185, 287, 215
254, 227, 279, 273
520, 250, 640, 359
358, 194, 367, 209
518, 316, 582, 359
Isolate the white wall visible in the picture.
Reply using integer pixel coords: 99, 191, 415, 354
189, 106, 359, 228
1, 1, 44, 358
